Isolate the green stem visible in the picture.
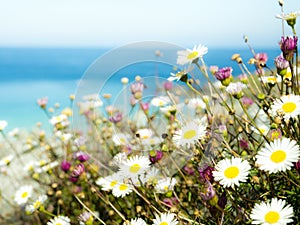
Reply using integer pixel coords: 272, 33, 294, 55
74, 195, 106, 225
39, 207, 56, 217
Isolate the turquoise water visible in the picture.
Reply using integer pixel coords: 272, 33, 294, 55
0, 47, 281, 130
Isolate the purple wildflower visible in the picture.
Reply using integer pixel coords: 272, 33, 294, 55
76, 152, 90, 162
149, 150, 163, 163
71, 163, 85, 178
254, 53, 268, 65
241, 97, 254, 107
199, 165, 214, 182
274, 54, 290, 76
109, 112, 123, 123
130, 82, 144, 94
280, 36, 298, 60
60, 160, 71, 172
183, 165, 195, 175
215, 67, 232, 81
295, 160, 300, 170
275, 55, 289, 69
239, 139, 249, 149
69, 176, 78, 183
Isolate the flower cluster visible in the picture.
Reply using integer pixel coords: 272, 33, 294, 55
1, 2, 300, 224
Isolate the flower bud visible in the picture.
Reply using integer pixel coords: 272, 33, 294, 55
60, 160, 71, 172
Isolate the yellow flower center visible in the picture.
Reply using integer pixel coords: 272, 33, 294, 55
224, 166, 239, 179
119, 184, 128, 191
119, 138, 126, 144
264, 211, 280, 224
183, 130, 197, 139
270, 150, 286, 163
267, 77, 277, 83
110, 180, 118, 187
21, 192, 28, 199
284, 72, 292, 79
33, 201, 41, 209
282, 102, 296, 113
158, 101, 164, 106
129, 163, 141, 173
159, 222, 168, 225
164, 186, 169, 191
187, 51, 198, 60
56, 223, 62, 225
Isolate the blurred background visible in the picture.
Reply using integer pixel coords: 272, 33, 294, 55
0, 0, 299, 129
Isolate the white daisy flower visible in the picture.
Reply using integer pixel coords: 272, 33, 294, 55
226, 82, 246, 98
151, 96, 170, 107
271, 94, 300, 120
24, 161, 37, 173
0, 154, 14, 166
155, 177, 177, 193
261, 76, 281, 85
49, 114, 68, 125
256, 137, 300, 173
129, 218, 147, 225
152, 212, 178, 225
276, 11, 300, 20
0, 120, 8, 131
212, 157, 251, 188
250, 198, 294, 225
26, 195, 47, 213
177, 44, 208, 65
112, 182, 133, 198
14, 185, 33, 205
144, 167, 160, 184
136, 129, 154, 140
168, 70, 189, 82
142, 136, 162, 146
172, 121, 206, 148
112, 133, 130, 146
47, 215, 71, 225
135, 128, 162, 146
55, 131, 72, 143
96, 173, 122, 191
119, 155, 151, 179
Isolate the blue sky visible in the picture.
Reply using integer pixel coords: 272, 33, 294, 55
0, 0, 299, 48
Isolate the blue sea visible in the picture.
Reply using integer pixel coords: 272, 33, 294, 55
0, 46, 281, 130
